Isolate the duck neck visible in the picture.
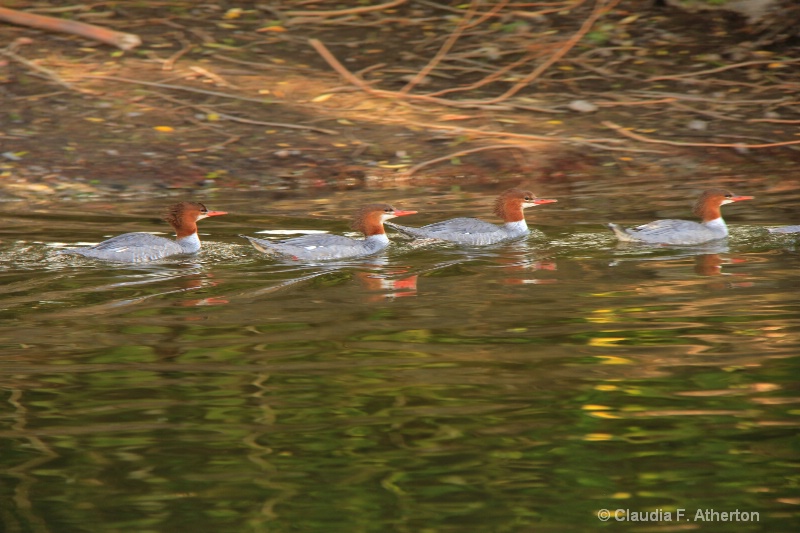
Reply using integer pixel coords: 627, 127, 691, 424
495, 199, 525, 224
694, 198, 722, 224
177, 232, 201, 253
363, 233, 390, 252
174, 220, 199, 240
359, 218, 386, 238
503, 219, 529, 237
702, 217, 728, 237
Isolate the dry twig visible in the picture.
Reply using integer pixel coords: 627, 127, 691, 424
648, 58, 800, 82
1, 45, 85, 93
151, 93, 340, 135
402, 144, 531, 177
603, 121, 800, 149
0, 6, 141, 50
285, 0, 407, 18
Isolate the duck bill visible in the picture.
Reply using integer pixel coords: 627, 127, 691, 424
730, 195, 753, 202
533, 199, 557, 205
205, 210, 228, 217
393, 210, 418, 217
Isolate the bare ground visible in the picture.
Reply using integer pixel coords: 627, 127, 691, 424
1, 0, 799, 201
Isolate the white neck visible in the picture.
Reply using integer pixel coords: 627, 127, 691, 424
503, 219, 529, 237
177, 232, 201, 253
364, 233, 390, 251
702, 217, 728, 237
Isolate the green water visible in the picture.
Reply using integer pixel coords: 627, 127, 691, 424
1, 180, 799, 532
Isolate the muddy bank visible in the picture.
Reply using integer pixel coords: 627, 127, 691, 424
1, 1, 798, 201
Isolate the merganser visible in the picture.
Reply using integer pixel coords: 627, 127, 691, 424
607, 189, 753, 245
241, 203, 417, 261
61, 202, 227, 262
385, 188, 557, 245
768, 226, 800, 234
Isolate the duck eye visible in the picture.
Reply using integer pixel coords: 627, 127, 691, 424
524, 197, 532, 201
385, 208, 392, 212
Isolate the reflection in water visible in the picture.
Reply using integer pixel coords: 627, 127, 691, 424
0, 189, 799, 532
357, 268, 418, 300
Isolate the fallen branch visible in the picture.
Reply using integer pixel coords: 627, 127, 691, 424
309, 0, 622, 108
648, 58, 800, 82
152, 93, 340, 135
398, 0, 482, 95
0, 45, 84, 93
285, 0, 407, 18
393, 119, 663, 153
456, 0, 622, 105
747, 118, 800, 124
603, 121, 800, 149
402, 144, 531, 177
0, 7, 141, 50
81, 75, 287, 104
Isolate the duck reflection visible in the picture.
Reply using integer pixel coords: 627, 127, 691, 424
611, 240, 751, 283
357, 269, 418, 300
487, 239, 558, 285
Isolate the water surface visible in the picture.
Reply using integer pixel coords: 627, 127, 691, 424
1, 178, 799, 532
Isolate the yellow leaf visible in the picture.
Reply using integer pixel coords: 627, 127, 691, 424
582, 404, 611, 411
595, 355, 633, 364
620, 14, 640, 24
206, 113, 220, 122
588, 411, 620, 419
84, 117, 104, 123
767, 62, 788, 69
257, 26, 287, 33
223, 8, 242, 19
312, 94, 334, 103
583, 433, 614, 442
154, 126, 174, 132
594, 384, 619, 391
337, 119, 355, 125
546, 120, 563, 125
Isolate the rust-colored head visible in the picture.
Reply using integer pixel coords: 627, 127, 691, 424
493, 188, 557, 222
350, 203, 417, 236
164, 202, 227, 238
691, 189, 753, 222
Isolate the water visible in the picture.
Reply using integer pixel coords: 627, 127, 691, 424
1, 178, 799, 532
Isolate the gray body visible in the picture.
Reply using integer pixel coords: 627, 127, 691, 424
768, 225, 800, 234
61, 233, 201, 262
607, 218, 728, 245
386, 218, 529, 246
243, 233, 390, 261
